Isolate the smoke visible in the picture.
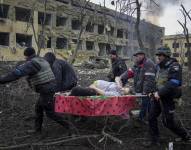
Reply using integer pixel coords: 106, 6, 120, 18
145, 0, 181, 25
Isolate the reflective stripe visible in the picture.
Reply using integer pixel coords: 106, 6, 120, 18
170, 79, 181, 86
145, 72, 155, 76
169, 110, 175, 114
29, 68, 55, 85
28, 57, 55, 88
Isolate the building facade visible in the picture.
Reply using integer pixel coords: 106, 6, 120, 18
0, 0, 164, 61
162, 34, 191, 65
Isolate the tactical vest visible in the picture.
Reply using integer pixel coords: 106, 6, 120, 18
28, 57, 55, 88
156, 67, 168, 90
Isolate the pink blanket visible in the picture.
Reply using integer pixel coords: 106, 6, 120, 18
54, 95, 137, 116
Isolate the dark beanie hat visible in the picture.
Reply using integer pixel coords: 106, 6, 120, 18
24, 47, 36, 57
44, 52, 56, 67
110, 50, 117, 55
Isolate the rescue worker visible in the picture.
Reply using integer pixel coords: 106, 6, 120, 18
0, 47, 68, 133
44, 52, 77, 92
145, 47, 191, 147
107, 50, 127, 82
120, 49, 156, 121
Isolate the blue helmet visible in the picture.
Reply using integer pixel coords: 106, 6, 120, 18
156, 47, 171, 57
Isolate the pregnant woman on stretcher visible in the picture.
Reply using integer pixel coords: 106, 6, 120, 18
69, 77, 130, 96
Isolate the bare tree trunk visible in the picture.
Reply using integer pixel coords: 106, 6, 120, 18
68, 25, 85, 64
31, 20, 40, 53
27, 0, 47, 56
27, 1, 40, 55
37, 0, 48, 56
178, 5, 191, 87
135, 0, 144, 50
180, 4, 191, 71
185, 31, 191, 69
68, 0, 90, 64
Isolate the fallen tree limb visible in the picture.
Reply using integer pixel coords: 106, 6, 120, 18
13, 135, 31, 140
87, 137, 101, 150
0, 134, 100, 150
102, 130, 123, 145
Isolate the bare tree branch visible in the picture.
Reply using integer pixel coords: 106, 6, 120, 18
68, 0, 91, 64
150, 0, 160, 7
178, 4, 191, 84
181, 4, 191, 22
37, 0, 48, 56
135, 0, 144, 49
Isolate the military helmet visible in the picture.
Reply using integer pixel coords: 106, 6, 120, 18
133, 49, 145, 56
156, 47, 171, 57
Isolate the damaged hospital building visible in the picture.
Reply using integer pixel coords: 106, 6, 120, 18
0, 0, 164, 61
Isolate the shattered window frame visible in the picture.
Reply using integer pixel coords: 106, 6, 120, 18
0, 32, 9, 46
38, 12, 52, 26
86, 41, 94, 51
0, 4, 9, 19
16, 33, 32, 47
56, 16, 67, 27
56, 37, 68, 49
15, 7, 31, 22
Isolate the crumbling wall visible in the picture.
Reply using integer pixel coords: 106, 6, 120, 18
0, 0, 163, 61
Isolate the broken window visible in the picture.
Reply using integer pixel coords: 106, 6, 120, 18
15, 7, 31, 22
173, 52, 179, 57
185, 43, 191, 48
86, 41, 94, 50
172, 42, 179, 48
55, 0, 69, 4
98, 25, 104, 34
72, 19, 80, 30
56, 16, 67, 26
16, 33, 32, 47
72, 39, 82, 50
72, 39, 77, 44
185, 51, 189, 57
0, 32, 9, 46
0, 4, 9, 18
38, 12, 51, 26
86, 22, 94, 32
117, 29, 123, 38
56, 37, 68, 49
47, 37, 51, 48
